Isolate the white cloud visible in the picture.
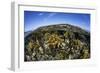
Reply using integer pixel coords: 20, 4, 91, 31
48, 13, 56, 17
38, 13, 44, 16
43, 13, 57, 21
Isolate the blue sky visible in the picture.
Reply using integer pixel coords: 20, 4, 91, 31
24, 11, 90, 32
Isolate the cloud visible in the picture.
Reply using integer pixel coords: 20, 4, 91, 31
38, 13, 44, 16
48, 13, 57, 17
43, 13, 57, 21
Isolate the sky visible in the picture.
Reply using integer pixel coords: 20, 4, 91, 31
24, 11, 90, 32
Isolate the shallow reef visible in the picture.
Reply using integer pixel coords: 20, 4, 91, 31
24, 24, 90, 61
